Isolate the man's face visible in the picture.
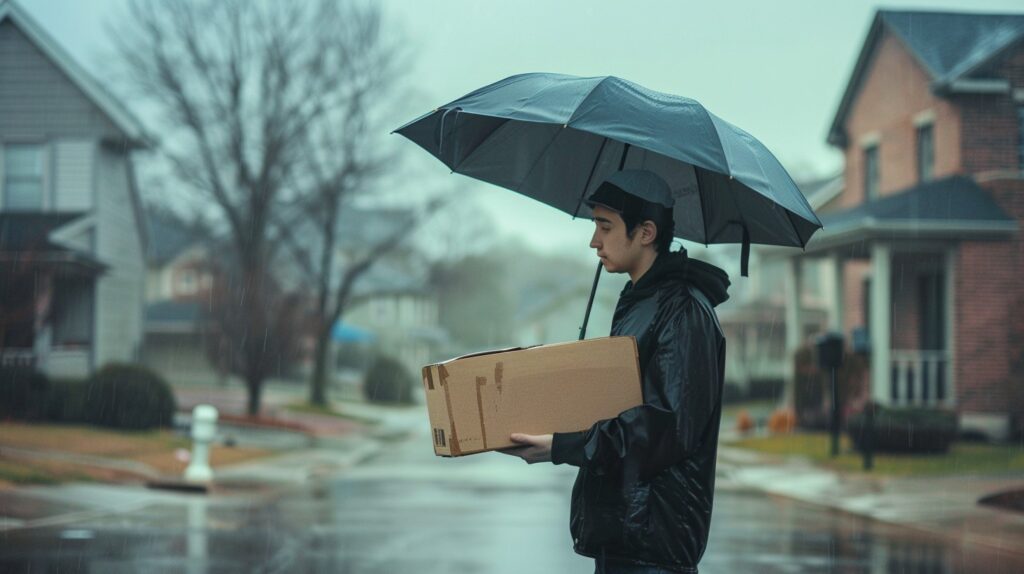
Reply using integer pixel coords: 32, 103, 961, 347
590, 205, 646, 274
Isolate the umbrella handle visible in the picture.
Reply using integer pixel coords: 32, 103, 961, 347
578, 260, 603, 340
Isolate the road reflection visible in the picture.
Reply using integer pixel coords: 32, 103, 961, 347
1, 430, 1022, 573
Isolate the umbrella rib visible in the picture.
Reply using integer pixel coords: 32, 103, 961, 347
572, 137, 610, 219
565, 76, 613, 126
698, 106, 731, 176
695, 168, 711, 246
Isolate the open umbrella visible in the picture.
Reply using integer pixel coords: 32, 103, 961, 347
394, 73, 823, 337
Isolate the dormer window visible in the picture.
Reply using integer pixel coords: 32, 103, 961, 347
3, 144, 45, 211
916, 123, 935, 183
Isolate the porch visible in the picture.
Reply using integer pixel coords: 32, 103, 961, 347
766, 176, 1017, 411
0, 213, 104, 378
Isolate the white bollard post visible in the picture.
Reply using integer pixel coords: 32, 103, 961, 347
184, 405, 218, 483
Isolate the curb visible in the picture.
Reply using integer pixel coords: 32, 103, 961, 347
717, 446, 1024, 560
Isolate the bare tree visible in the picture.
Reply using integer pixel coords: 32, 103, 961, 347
274, 195, 448, 406
114, 0, 402, 414
287, 6, 405, 406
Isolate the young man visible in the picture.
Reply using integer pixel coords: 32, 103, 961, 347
500, 170, 730, 574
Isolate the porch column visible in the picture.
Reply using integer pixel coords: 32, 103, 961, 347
870, 243, 892, 405
827, 253, 844, 334
783, 256, 803, 406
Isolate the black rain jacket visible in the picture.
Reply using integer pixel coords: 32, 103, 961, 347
551, 249, 729, 573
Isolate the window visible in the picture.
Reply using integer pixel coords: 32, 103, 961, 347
916, 123, 934, 183
1018, 106, 1024, 171
52, 279, 94, 346
177, 269, 197, 295
3, 144, 45, 210
863, 144, 879, 200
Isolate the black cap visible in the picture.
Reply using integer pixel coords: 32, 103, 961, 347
586, 169, 674, 221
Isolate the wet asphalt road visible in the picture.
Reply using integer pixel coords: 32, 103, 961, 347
2, 426, 1023, 573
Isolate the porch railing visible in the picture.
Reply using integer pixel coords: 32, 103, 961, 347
889, 350, 952, 407
0, 349, 38, 369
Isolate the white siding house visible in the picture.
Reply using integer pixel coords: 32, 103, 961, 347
0, 0, 147, 379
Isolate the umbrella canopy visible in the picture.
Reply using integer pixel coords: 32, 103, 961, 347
394, 73, 823, 276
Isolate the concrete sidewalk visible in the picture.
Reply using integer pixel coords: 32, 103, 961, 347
716, 444, 1024, 558
215, 401, 424, 488
0, 399, 426, 532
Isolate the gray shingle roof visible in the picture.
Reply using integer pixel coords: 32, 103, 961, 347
350, 257, 431, 299
0, 213, 82, 251
145, 208, 202, 266
145, 299, 204, 329
829, 9, 1024, 147
0, 212, 106, 273
820, 175, 1014, 228
880, 10, 1024, 83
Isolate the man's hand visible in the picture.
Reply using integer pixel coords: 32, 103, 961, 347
496, 433, 553, 464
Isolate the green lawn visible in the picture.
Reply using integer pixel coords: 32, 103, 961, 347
727, 432, 1024, 477
0, 422, 270, 485
722, 400, 776, 421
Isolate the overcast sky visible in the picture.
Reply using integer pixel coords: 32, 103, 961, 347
21, 0, 1024, 268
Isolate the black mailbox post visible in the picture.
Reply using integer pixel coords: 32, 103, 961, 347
815, 332, 844, 457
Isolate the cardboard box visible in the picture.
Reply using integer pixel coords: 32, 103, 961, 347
422, 336, 643, 457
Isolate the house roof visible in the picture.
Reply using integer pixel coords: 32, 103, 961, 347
145, 207, 206, 267
828, 9, 1024, 147
0, 0, 148, 146
287, 206, 416, 252
796, 172, 844, 211
882, 11, 1024, 84
350, 258, 432, 299
0, 212, 107, 273
0, 212, 82, 250
145, 299, 204, 333
797, 175, 1018, 254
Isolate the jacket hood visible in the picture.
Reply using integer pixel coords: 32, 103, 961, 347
619, 248, 730, 307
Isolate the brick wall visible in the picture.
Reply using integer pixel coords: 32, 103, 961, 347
958, 94, 1019, 174
958, 48, 1024, 175
955, 179, 1024, 415
841, 30, 962, 208
841, 259, 871, 342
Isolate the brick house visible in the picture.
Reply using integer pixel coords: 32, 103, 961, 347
765, 10, 1024, 440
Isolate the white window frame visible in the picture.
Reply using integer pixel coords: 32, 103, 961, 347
1, 142, 50, 211
916, 121, 935, 183
863, 143, 880, 201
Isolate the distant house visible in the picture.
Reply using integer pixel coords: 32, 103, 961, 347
144, 207, 214, 303
720, 173, 841, 397
765, 10, 1024, 440
140, 207, 221, 384
341, 255, 447, 377
514, 262, 621, 348
0, 0, 147, 379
